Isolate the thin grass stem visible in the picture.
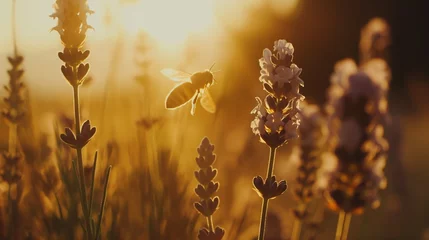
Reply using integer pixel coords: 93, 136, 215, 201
89, 152, 98, 221
73, 86, 91, 239
72, 159, 90, 239
95, 165, 112, 240
55, 192, 64, 221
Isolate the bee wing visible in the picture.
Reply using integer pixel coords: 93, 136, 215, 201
161, 68, 192, 82
200, 88, 216, 113
165, 82, 197, 109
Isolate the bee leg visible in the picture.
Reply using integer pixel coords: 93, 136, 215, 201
191, 91, 199, 115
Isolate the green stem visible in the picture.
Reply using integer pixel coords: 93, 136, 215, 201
95, 166, 112, 240
73, 86, 91, 239
257, 147, 277, 240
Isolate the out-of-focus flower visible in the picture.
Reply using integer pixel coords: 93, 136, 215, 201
292, 102, 328, 220
2, 55, 26, 125
325, 63, 389, 214
50, 0, 94, 45
360, 18, 391, 63
0, 152, 22, 185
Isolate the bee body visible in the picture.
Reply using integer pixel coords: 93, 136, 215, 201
190, 70, 214, 89
161, 68, 217, 115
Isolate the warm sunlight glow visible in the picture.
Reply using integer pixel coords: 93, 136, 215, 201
270, 0, 300, 17
106, 0, 215, 45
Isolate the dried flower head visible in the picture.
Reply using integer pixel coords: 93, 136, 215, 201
194, 137, 224, 240
325, 60, 389, 214
2, 55, 26, 125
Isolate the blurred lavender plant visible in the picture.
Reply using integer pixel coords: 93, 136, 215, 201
291, 102, 328, 240
251, 39, 304, 240
50, 1, 112, 239
194, 137, 225, 240
0, 0, 26, 238
134, 31, 164, 128
325, 58, 390, 239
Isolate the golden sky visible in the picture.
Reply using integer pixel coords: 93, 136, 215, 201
0, 0, 297, 98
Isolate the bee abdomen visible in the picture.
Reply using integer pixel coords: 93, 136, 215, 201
165, 82, 197, 109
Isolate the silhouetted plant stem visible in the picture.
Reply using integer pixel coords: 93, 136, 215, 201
206, 215, 214, 232
73, 85, 91, 239
335, 211, 346, 240
341, 213, 352, 240
89, 152, 98, 227
55, 192, 64, 221
95, 166, 112, 240
7, 184, 12, 240
258, 147, 277, 240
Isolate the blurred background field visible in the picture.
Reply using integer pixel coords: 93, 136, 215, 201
0, 0, 428, 239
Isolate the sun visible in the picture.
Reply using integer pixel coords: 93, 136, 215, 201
93, 0, 216, 45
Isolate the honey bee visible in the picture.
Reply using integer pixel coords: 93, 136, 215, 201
161, 65, 217, 115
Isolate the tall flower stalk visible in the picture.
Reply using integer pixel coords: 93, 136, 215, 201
325, 60, 389, 240
50, 1, 112, 239
291, 102, 327, 240
1, 0, 25, 238
194, 137, 225, 240
325, 18, 391, 240
251, 40, 304, 240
